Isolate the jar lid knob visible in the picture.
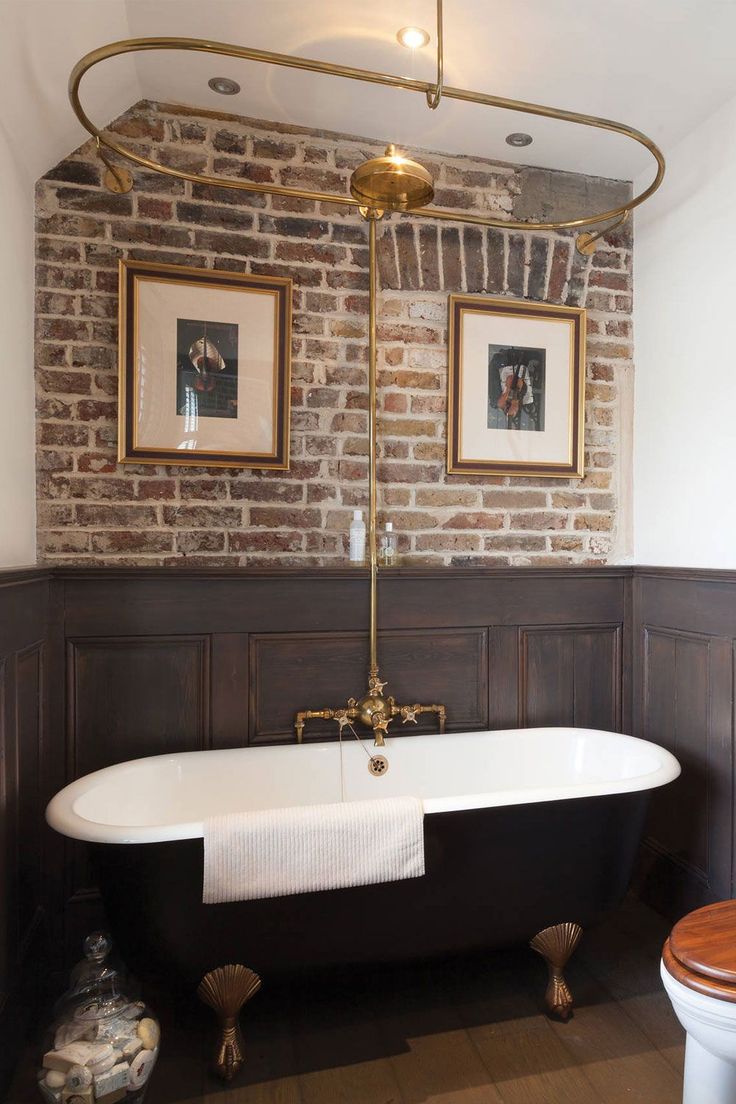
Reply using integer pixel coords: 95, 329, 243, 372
83, 931, 112, 963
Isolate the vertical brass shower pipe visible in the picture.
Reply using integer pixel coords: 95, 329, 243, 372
366, 209, 380, 682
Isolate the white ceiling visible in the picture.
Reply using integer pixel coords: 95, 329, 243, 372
7, 0, 736, 186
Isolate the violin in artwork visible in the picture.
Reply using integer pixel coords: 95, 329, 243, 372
497, 363, 527, 419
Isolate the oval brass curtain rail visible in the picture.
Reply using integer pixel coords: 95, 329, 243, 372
69, 35, 665, 233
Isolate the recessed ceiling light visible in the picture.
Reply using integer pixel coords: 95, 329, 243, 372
506, 132, 533, 148
208, 76, 241, 96
397, 26, 430, 49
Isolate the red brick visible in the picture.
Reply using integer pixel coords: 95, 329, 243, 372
40, 423, 89, 447
162, 505, 242, 528
250, 507, 321, 527
252, 139, 297, 160
416, 533, 482, 552
136, 479, 178, 501
76, 505, 158, 527
76, 399, 117, 422
442, 512, 505, 530
510, 512, 568, 530
179, 479, 230, 500
91, 531, 173, 553
229, 531, 304, 552
574, 513, 614, 532
175, 531, 226, 553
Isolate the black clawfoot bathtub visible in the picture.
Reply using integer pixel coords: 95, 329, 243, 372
47, 727, 679, 992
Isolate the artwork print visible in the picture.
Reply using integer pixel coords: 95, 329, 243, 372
176, 318, 239, 420
487, 344, 546, 432
447, 294, 586, 478
118, 259, 292, 470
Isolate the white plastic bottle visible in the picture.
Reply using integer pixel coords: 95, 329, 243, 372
349, 510, 366, 563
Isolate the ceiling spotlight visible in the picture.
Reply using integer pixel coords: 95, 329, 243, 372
208, 76, 241, 96
397, 26, 430, 49
506, 132, 533, 148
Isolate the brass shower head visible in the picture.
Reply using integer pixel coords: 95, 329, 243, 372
350, 144, 434, 212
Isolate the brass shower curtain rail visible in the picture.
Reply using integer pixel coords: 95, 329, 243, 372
67, 12, 664, 743
69, 35, 665, 233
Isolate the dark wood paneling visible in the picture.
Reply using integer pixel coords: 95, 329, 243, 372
519, 624, 622, 731
19, 561, 736, 1094
14, 644, 44, 961
0, 571, 49, 1096
639, 626, 733, 908
633, 570, 736, 919
59, 565, 628, 636
211, 633, 249, 749
64, 635, 212, 947
488, 627, 519, 730
67, 636, 211, 776
0, 655, 8, 1011
249, 629, 488, 743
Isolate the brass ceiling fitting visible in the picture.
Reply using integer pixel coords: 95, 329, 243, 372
68, 0, 665, 249
350, 144, 434, 211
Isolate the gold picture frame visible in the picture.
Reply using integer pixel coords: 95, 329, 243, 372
118, 258, 291, 469
447, 294, 586, 478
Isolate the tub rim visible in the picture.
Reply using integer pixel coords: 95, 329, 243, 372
45, 726, 681, 845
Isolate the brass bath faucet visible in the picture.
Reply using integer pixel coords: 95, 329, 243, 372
294, 212, 446, 748
295, 670, 447, 746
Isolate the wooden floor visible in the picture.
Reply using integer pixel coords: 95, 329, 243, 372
10, 898, 684, 1104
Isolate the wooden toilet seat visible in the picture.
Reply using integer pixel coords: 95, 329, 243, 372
663, 900, 736, 1003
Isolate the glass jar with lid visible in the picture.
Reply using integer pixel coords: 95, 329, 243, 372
38, 932, 160, 1104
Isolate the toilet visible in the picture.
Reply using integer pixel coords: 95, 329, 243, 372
662, 900, 736, 1103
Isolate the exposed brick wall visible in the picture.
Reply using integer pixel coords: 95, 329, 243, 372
35, 100, 633, 565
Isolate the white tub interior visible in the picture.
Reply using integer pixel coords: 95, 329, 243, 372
47, 727, 681, 844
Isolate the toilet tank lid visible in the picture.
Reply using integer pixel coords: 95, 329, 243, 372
669, 900, 736, 985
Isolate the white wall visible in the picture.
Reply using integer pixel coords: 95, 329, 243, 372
0, 10, 38, 567
0, 0, 139, 568
634, 92, 736, 567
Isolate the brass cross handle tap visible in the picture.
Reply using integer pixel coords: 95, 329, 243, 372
372, 714, 391, 748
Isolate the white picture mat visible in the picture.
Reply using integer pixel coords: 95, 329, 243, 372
135, 277, 278, 455
459, 310, 574, 465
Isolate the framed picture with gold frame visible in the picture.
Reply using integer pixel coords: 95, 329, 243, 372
118, 258, 291, 469
447, 294, 586, 478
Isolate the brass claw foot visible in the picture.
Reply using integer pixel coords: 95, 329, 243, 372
530, 922, 582, 1021
197, 964, 262, 1081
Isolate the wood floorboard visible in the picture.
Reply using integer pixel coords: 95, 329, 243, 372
7, 898, 685, 1104
446, 950, 600, 1103
543, 959, 683, 1104
577, 904, 685, 1074
293, 972, 404, 1104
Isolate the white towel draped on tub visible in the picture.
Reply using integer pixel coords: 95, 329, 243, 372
202, 796, 425, 903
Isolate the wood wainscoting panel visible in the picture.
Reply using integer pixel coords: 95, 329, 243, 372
249, 628, 488, 744
0, 569, 50, 1097
64, 635, 212, 951
518, 624, 622, 731
0, 656, 8, 1014
640, 626, 733, 905
13, 644, 44, 966
211, 633, 250, 749
67, 635, 211, 777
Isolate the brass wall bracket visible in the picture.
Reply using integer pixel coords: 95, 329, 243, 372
95, 137, 134, 194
